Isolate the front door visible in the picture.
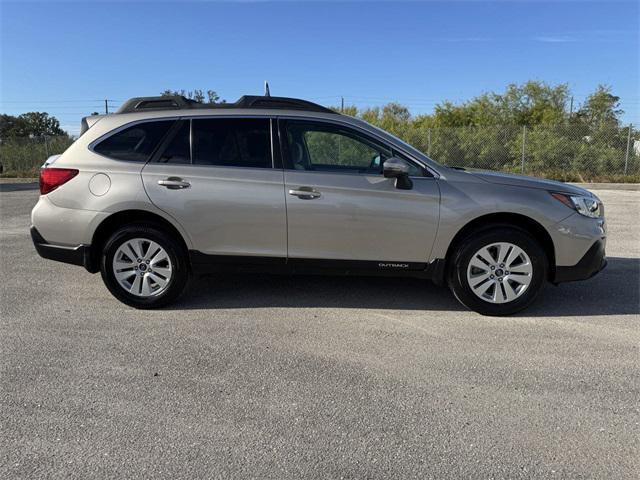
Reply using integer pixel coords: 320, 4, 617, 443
142, 117, 287, 259
280, 119, 440, 265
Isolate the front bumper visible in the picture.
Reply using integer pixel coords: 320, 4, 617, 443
553, 239, 606, 283
31, 226, 92, 270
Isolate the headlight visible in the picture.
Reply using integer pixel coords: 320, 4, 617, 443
551, 192, 603, 218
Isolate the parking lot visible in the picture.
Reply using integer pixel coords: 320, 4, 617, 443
1, 185, 638, 479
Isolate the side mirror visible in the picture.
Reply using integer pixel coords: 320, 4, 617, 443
383, 157, 413, 190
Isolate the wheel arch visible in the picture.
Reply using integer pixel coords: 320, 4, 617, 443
86, 209, 190, 273
443, 212, 556, 281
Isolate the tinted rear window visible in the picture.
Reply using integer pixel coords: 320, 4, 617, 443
94, 120, 174, 161
192, 118, 271, 168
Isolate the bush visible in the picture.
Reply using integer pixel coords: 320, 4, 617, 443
0, 136, 74, 176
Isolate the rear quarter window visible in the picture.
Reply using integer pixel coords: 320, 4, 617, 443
93, 120, 175, 161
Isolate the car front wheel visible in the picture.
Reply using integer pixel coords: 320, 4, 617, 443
448, 227, 547, 316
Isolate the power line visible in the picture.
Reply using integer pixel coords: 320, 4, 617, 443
0, 99, 122, 104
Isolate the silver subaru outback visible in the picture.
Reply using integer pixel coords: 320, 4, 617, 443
31, 95, 606, 315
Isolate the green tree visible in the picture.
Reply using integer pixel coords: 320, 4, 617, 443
161, 89, 223, 103
430, 81, 570, 127
576, 85, 622, 129
0, 112, 66, 138
295, 82, 635, 179
0, 114, 21, 137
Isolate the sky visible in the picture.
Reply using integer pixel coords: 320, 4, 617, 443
1, 0, 638, 135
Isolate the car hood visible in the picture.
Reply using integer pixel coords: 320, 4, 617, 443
462, 169, 593, 196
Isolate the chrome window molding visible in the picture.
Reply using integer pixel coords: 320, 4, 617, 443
269, 118, 276, 169
90, 115, 276, 169
188, 118, 193, 164
87, 112, 441, 178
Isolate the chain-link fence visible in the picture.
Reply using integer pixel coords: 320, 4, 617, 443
0, 124, 638, 181
0, 136, 75, 175
403, 123, 639, 181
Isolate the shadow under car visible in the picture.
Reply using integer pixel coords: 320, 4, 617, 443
170, 257, 639, 317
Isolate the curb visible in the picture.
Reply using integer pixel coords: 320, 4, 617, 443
570, 183, 640, 191
0, 178, 38, 184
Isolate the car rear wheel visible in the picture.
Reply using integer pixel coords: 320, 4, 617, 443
100, 224, 189, 308
448, 227, 547, 316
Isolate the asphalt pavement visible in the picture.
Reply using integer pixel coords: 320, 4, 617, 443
1, 186, 638, 479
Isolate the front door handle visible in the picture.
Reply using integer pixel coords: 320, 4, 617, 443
289, 187, 321, 199
158, 177, 190, 190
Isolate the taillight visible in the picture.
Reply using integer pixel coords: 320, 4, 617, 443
39, 168, 79, 195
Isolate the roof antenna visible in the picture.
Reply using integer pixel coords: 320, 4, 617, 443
264, 81, 271, 97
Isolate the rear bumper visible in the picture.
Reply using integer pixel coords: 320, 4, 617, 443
553, 239, 606, 283
31, 226, 93, 271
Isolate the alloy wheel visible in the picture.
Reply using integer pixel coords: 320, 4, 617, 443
112, 238, 173, 297
466, 242, 533, 304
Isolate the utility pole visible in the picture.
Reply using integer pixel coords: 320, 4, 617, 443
624, 123, 633, 176
104, 99, 109, 114
569, 96, 574, 118
521, 125, 527, 174
341, 97, 344, 113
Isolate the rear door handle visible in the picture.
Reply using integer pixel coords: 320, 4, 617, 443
158, 177, 190, 190
288, 187, 321, 199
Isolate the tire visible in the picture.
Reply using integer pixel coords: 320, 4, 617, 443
447, 227, 547, 316
100, 224, 189, 309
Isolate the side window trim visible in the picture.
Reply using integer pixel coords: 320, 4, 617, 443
276, 117, 287, 171
94, 115, 279, 170
189, 118, 194, 164
269, 118, 283, 169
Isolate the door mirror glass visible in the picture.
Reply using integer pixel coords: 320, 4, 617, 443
383, 157, 413, 190
383, 157, 410, 177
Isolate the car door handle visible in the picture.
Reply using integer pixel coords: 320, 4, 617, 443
158, 177, 190, 190
289, 188, 321, 199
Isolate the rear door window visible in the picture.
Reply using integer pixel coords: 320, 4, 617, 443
192, 118, 272, 169
94, 120, 175, 162
157, 121, 191, 164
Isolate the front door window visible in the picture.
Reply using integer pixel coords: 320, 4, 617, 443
285, 121, 391, 174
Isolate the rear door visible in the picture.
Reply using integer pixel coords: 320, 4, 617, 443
280, 118, 440, 265
141, 117, 287, 259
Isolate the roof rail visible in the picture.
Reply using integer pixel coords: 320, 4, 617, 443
115, 95, 336, 114
234, 95, 335, 113
116, 96, 199, 114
